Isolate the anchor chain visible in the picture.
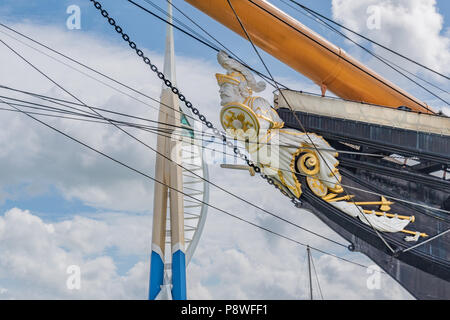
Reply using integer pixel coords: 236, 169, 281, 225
89, 0, 302, 208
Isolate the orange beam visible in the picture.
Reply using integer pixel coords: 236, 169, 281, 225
185, 0, 434, 114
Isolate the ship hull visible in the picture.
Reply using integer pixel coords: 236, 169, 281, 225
276, 91, 450, 299
300, 172, 450, 300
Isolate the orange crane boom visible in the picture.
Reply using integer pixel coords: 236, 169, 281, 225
184, 0, 434, 114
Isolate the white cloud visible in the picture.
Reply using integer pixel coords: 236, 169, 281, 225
0, 21, 216, 212
331, 0, 450, 111
0, 206, 413, 300
186, 168, 412, 300
332, 0, 450, 75
0, 207, 150, 299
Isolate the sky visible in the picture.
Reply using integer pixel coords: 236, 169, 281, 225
0, 0, 448, 300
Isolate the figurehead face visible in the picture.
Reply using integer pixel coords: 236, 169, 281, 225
216, 71, 252, 106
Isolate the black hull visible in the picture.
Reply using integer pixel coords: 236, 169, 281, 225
299, 171, 450, 300
275, 104, 450, 299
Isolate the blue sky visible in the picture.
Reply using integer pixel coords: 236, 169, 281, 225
2, 0, 448, 104
0, 0, 448, 299
0, 0, 337, 82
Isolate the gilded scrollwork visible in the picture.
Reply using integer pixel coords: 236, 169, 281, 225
214, 51, 426, 241
215, 51, 343, 199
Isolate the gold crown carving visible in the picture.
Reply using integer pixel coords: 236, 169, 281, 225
215, 72, 252, 95
216, 71, 247, 85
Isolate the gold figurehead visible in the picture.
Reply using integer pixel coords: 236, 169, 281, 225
214, 51, 425, 241
215, 51, 341, 199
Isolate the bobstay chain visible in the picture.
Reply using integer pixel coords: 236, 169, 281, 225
89, 0, 303, 209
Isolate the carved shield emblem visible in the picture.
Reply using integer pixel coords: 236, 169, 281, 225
220, 103, 260, 137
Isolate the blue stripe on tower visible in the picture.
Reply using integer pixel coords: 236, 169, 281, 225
171, 249, 187, 300
148, 250, 164, 300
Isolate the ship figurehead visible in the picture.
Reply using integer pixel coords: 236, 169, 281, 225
215, 51, 427, 242
215, 50, 341, 199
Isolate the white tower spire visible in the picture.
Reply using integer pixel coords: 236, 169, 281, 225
149, 0, 186, 301
163, 0, 176, 87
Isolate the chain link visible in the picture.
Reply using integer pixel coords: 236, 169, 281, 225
89, 0, 302, 208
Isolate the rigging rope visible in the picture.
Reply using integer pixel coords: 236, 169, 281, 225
1, 86, 448, 219
309, 248, 324, 300
158, 0, 286, 90
0, 96, 377, 272
226, 0, 396, 254
287, 0, 450, 81
0, 83, 436, 161
0, 36, 348, 250
246, 0, 433, 114
127, 0, 287, 90
0, 2, 444, 285
0, 30, 447, 218
1, 95, 447, 249
0, 25, 203, 128
1, 3, 446, 258
281, 0, 449, 106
